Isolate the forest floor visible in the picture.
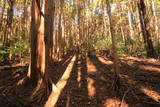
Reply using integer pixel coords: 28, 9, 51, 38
0, 53, 160, 107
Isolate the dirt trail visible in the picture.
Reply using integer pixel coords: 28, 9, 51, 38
0, 54, 160, 107
56, 54, 160, 107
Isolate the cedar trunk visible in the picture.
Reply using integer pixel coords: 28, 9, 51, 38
30, 0, 45, 87
106, 0, 120, 91
137, 0, 157, 58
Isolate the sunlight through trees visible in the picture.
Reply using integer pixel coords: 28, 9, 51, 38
0, 0, 160, 106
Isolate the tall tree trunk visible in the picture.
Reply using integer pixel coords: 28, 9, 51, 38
29, 1, 47, 102
127, 0, 134, 40
120, 3, 126, 44
0, 0, 6, 35
77, 0, 81, 53
136, 2, 142, 41
29, 0, 55, 103
30, 0, 45, 86
151, 1, 160, 53
106, 0, 120, 92
41, 0, 55, 103
22, 0, 29, 39
57, 0, 65, 60
58, 8, 62, 59
60, 0, 65, 57
3, 0, 14, 47
137, 0, 157, 58
45, 0, 55, 64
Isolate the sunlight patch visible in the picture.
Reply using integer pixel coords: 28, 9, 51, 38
87, 77, 96, 97
98, 57, 113, 65
87, 58, 98, 73
140, 86, 160, 103
103, 98, 128, 107
120, 55, 159, 65
56, 55, 76, 89
139, 65, 160, 72
45, 55, 76, 107
77, 70, 81, 88
122, 56, 142, 61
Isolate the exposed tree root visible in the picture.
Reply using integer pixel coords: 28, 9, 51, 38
111, 74, 121, 95
120, 88, 130, 107
29, 75, 52, 105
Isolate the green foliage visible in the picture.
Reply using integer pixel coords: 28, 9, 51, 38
117, 38, 146, 57
0, 40, 29, 61
0, 47, 9, 61
8, 40, 29, 55
94, 38, 112, 50
92, 34, 147, 57
117, 42, 126, 54
153, 0, 160, 7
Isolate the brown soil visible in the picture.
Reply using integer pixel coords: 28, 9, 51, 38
0, 54, 160, 107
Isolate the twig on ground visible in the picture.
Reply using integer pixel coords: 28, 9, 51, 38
120, 88, 130, 107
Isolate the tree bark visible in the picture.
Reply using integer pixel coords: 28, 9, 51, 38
106, 0, 120, 92
30, 0, 45, 86
120, 3, 126, 44
3, 0, 14, 47
127, 0, 134, 40
29, 1, 47, 102
58, 7, 63, 59
151, 1, 160, 53
28, 0, 56, 103
45, 0, 55, 64
22, 0, 29, 39
0, 0, 6, 35
137, 0, 157, 58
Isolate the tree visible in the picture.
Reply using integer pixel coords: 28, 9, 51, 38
29, 0, 54, 102
0, 0, 6, 33
22, 0, 29, 39
106, 0, 120, 92
137, 0, 157, 58
127, 0, 134, 40
151, 1, 160, 53
3, 0, 15, 47
57, 0, 65, 59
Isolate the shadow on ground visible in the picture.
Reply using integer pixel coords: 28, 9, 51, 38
56, 54, 160, 107
0, 52, 75, 106
0, 53, 160, 107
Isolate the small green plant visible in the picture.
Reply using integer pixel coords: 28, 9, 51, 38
0, 40, 30, 62
8, 40, 29, 56
94, 38, 112, 50
0, 47, 9, 61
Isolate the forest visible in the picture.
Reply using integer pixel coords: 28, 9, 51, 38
0, 0, 160, 106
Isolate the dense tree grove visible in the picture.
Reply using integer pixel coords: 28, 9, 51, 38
0, 0, 160, 106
